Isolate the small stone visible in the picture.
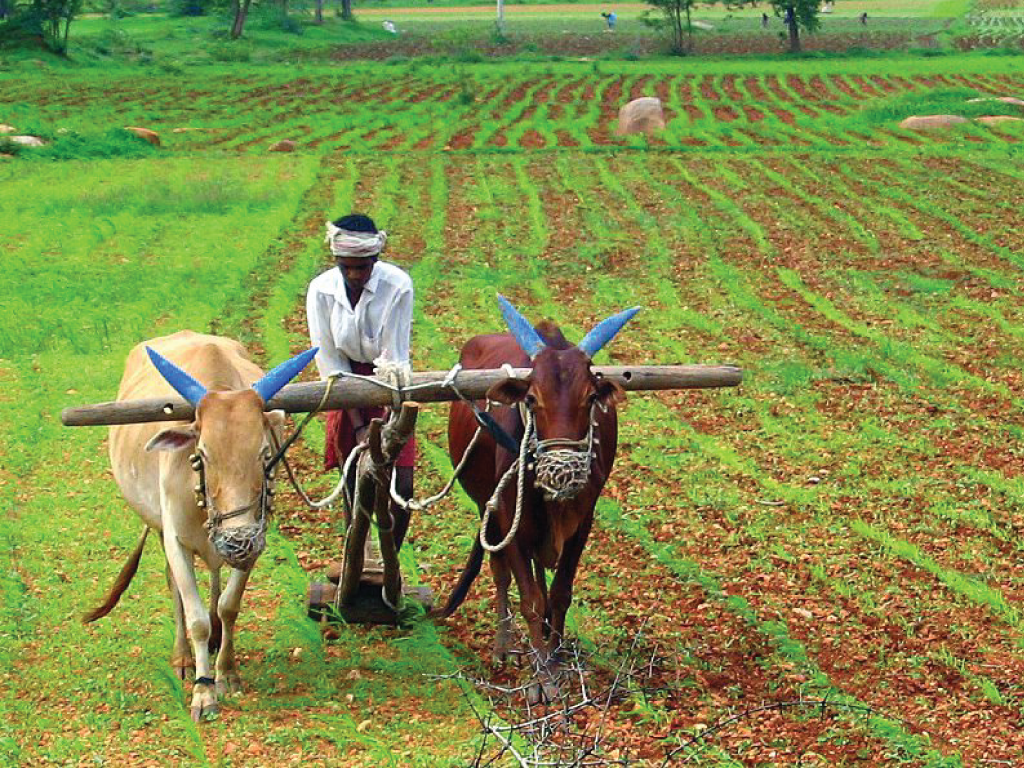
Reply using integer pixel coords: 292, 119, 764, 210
0, 124, 14, 134
975, 115, 1024, 126
269, 139, 297, 152
9, 135, 46, 147
124, 126, 160, 146
898, 114, 968, 131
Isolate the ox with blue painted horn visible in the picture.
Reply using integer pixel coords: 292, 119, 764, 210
83, 331, 316, 722
439, 296, 642, 704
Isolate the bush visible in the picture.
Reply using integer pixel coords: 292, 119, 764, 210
1, 128, 160, 160
209, 40, 252, 61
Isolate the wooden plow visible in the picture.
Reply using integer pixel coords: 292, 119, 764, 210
62, 363, 742, 625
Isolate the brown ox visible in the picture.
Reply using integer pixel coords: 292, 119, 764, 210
440, 297, 639, 702
83, 331, 316, 721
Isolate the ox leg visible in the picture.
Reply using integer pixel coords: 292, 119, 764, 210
506, 546, 558, 705
547, 514, 594, 671
208, 567, 222, 654
166, 562, 193, 680
215, 567, 251, 697
163, 530, 217, 721
490, 553, 515, 664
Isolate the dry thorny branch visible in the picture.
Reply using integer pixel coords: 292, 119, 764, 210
433, 620, 655, 767
432, 619, 929, 767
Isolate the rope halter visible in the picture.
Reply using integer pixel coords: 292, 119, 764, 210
189, 436, 276, 571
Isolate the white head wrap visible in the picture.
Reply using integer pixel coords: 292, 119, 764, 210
325, 221, 387, 258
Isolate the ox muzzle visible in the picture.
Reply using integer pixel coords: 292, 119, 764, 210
190, 451, 272, 571
527, 402, 602, 503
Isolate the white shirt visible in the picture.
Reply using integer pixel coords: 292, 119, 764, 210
306, 260, 413, 379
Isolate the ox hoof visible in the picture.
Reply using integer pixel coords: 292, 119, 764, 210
216, 673, 243, 696
171, 656, 195, 681
491, 639, 516, 665
526, 676, 561, 706
190, 682, 219, 722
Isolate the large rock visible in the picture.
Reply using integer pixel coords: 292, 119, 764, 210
898, 114, 968, 131
975, 115, 1024, 126
124, 126, 161, 146
9, 135, 46, 147
617, 97, 665, 136
269, 139, 297, 152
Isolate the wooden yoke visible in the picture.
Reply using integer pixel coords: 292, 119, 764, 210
61, 365, 743, 427
335, 403, 420, 620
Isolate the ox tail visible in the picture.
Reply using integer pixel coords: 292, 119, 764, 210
431, 538, 485, 619
82, 526, 150, 624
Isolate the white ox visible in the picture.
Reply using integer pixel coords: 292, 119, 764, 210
83, 331, 316, 721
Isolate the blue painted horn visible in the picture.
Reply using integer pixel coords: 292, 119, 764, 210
146, 346, 208, 406
576, 306, 642, 359
497, 295, 546, 359
252, 347, 319, 404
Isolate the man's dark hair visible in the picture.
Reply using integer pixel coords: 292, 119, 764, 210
333, 214, 378, 233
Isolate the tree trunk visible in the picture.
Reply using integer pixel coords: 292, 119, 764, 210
314, 0, 323, 24
685, 3, 692, 54
231, 0, 251, 38
671, 4, 683, 54
340, 0, 352, 21
787, 17, 801, 52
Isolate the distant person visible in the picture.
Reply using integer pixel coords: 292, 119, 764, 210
860, 11, 868, 24
761, 11, 769, 27
601, 11, 617, 31
784, 6, 794, 25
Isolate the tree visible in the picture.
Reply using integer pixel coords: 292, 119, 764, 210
643, 0, 699, 55
339, 0, 352, 21
229, 0, 251, 38
770, 0, 822, 53
0, 0, 83, 53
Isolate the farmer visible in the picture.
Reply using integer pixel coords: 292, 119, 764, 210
601, 10, 617, 30
306, 213, 416, 551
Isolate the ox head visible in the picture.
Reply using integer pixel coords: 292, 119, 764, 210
487, 296, 640, 501
142, 346, 317, 570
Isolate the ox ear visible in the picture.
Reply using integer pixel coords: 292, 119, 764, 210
145, 427, 197, 453
264, 409, 286, 433
486, 377, 531, 405
594, 376, 626, 406
577, 307, 642, 359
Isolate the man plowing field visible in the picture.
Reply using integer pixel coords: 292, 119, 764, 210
306, 213, 416, 552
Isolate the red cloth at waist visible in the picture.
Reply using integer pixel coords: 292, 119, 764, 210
323, 361, 417, 471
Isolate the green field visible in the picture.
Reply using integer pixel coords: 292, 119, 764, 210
3, 43, 1024, 767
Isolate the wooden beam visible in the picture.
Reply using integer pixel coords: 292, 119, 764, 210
61, 364, 742, 427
